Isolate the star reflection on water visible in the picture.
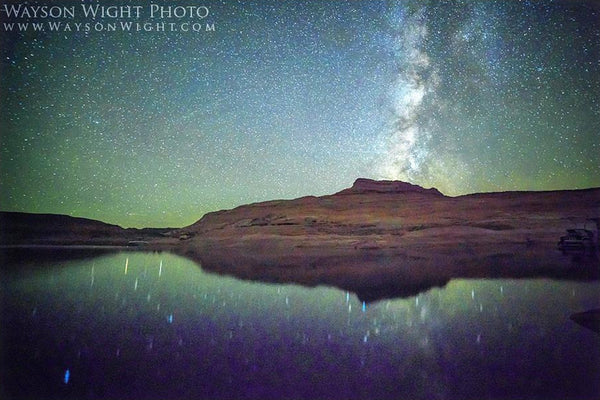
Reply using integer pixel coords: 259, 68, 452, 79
1, 250, 599, 400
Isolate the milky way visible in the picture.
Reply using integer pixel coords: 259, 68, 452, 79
378, 0, 600, 195
1, 0, 598, 227
378, 5, 438, 184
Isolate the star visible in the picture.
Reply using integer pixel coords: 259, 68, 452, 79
0, 0, 598, 227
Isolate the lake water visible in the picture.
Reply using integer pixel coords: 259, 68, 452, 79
1, 251, 599, 400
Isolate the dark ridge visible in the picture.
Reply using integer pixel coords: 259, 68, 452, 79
0, 211, 173, 246
0, 211, 123, 229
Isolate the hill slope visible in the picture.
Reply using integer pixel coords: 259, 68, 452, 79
0, 211, 170, 246
173, 179, 599, 300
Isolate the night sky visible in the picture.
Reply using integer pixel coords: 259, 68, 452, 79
1, 0, 599, 228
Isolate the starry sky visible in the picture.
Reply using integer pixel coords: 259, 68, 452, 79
1, 0, 599, 228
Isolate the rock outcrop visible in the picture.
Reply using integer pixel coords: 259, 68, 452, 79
335, 178, 443, 196
172, 179, 600, 300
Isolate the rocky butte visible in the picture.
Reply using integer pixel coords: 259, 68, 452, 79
169, 179, 600, 301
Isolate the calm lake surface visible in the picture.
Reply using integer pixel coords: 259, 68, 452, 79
1, 251, 599, 400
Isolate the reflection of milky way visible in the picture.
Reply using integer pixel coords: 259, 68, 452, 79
0, 0, 598, 227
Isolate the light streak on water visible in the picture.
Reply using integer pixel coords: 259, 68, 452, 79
5, 252, 599, 399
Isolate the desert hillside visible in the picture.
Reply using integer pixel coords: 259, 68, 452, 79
176, 178, 599, 250
172, 179, 599, 300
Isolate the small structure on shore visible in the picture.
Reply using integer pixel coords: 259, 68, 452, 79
127, 240, 149, 247
558, 229, 595, 250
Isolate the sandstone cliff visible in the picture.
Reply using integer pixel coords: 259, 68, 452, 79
172, 179, 600, 300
